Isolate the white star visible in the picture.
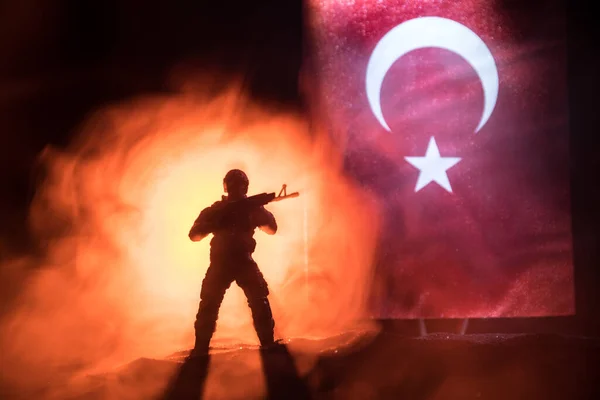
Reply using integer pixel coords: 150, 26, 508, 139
404, 137, 461, 193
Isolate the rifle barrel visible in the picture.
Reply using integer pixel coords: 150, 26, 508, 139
272, 192, 300, 202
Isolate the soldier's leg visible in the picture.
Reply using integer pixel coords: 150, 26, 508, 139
236, 263, 275, 347
193, 264, 232, 353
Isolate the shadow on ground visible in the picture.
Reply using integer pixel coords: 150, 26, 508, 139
162, 355, 211, 400
4, 333, 600, 399
259, 343, 311, 400
161, 343, 310, 400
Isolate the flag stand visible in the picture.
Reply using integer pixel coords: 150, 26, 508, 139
418, 318, 469, 336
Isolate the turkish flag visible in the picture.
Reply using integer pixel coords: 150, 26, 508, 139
307, 0, 573, 317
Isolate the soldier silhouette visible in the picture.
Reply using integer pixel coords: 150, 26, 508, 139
188, 169, 278, 357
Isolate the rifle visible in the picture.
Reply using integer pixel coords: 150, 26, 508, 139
217, 184, 300, 213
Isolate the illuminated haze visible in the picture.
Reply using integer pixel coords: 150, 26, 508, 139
0, 78, 381, 393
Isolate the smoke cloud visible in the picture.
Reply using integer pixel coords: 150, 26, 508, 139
0, 76, 381, 396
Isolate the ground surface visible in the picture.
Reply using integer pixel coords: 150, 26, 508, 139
3, 332, 600, 399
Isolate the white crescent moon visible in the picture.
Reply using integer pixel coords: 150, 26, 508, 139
366, 17, 499, 133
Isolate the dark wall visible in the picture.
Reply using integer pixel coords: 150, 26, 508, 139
565, 0, 600, 336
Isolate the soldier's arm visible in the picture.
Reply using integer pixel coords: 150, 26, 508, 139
189, 204, 221, 241
254, 206, 277, 235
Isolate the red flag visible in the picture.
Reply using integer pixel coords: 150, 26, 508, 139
307, 0, 573, 317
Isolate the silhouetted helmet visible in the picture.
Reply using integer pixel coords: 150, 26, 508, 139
223, 169, 249, 195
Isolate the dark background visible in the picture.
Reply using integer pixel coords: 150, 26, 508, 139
0, 0, 598, 335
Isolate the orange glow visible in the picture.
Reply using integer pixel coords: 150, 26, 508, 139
0, 85, 381, 389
